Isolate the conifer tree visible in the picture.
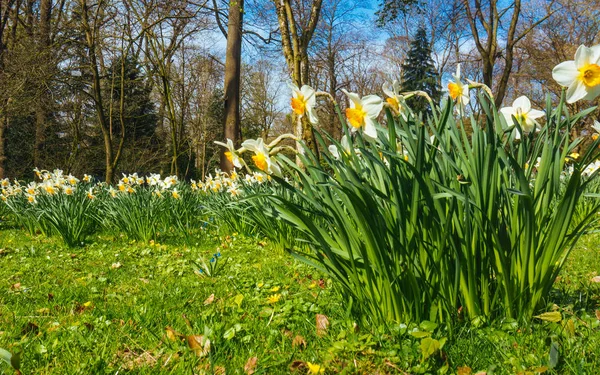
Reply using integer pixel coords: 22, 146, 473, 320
401, 27, 440, 114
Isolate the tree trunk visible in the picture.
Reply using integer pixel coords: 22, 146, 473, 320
33, 0, 52, 168
0, 110, 6, 179
220, 0, 244, 172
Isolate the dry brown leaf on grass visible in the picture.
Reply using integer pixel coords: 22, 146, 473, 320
204, 293, 215, 305
187, 335, 211, 357
316, 314, 329, 337
289, 360, 306, 372
292, 335, 306, 350
244, 356, 258, 374
591, 276, 600, 283
457, 366, 472, 375
165, 326, 183, 342
596, 310, 600, 320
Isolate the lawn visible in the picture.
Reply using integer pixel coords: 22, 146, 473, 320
1, 226, 600, 374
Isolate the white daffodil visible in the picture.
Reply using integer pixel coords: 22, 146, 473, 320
500, 96, 545, 139
382, 80, 407, 120
552, 44, 600, 104
214, 138, 243, 169
328, 135, 351, 159
447, 64, 470, 106
241, 138, 281, 176
341, 89, 383, 139
592, 120, 600, 140
289, 83, 318, 125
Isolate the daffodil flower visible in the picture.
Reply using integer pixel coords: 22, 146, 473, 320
499, 96, 544, 139
341, 89, 383, 139
447, 64, 470, 106
328, 135, 351, 159
214, 138, 243, 169
289, 83, 318, 124
382, 80, 407, 120
241, 138, 281, 176
552, 44, 600, 104
592, 120, 600, 140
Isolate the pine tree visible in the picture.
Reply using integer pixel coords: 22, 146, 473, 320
401, 27, 441, 114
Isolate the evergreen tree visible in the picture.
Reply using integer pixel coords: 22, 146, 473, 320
400, 27, 441, 114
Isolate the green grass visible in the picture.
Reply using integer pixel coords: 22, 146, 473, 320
1, 227, 600, 374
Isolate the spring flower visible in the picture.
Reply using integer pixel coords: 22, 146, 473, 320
108, 186, 117, 198
87, 188, 95, 200
67, 175, 79, 185
306, 362, 325, 374
241, 138, 281, 176
447, 64, 470, 106
172, 188, 181, 199
63, 186, 75, 195
341, 89, 383, 139
228, 184, 241, 197
552, 44, 600, 103
592, 121, 600, 140
499, 96, 545, 139
214, 139, 243, 169
266, 294, 281, 304
328, 135, 351, 159
27, 194, 36, 204
82, 174, 92, 183
289, 83, 318, 124
382, 80, 408, 120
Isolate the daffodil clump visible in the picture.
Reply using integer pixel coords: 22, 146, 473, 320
235, 42, 600, 327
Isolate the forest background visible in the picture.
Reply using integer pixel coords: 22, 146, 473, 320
0, 0, 597, 182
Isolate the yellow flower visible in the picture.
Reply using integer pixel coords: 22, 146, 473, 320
252, 153, 268, 172
306, 362, 325, 374
27, 194, 36, 204
64, 186, 75, 195
266, 294, 281, 304
172, 189, 181, 199
87, 188, 95, 200
82, 174, 91, 182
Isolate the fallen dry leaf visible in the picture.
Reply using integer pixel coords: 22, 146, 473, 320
187, 335, 211, 357
457, 366, 472, 375
244, 356, 258, 374
11, 283, 21, 290
204, 293, 215, 305
292, 335, 306, 350
591, 276, 600, 283
139, 278, 149, 284
316, 314, 329, 337
111, 262, 122, 269
289, 360, 306, 372
165, 327, 183, 342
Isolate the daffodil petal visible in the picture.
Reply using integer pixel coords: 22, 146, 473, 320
566, 79, 588, 104
582, 84, 600, 101
342, 89, 361, 108
382, 82, 394, 98
306, 107, 319, 125
512, 96, 531, 112
527, 109, 545, 120
575, 44, 593, 69
362, 95, 383, 117
328, 145, 340, 159
363, 117, 378, 139
552, 61, 578, 87
499, 107, 516, 124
